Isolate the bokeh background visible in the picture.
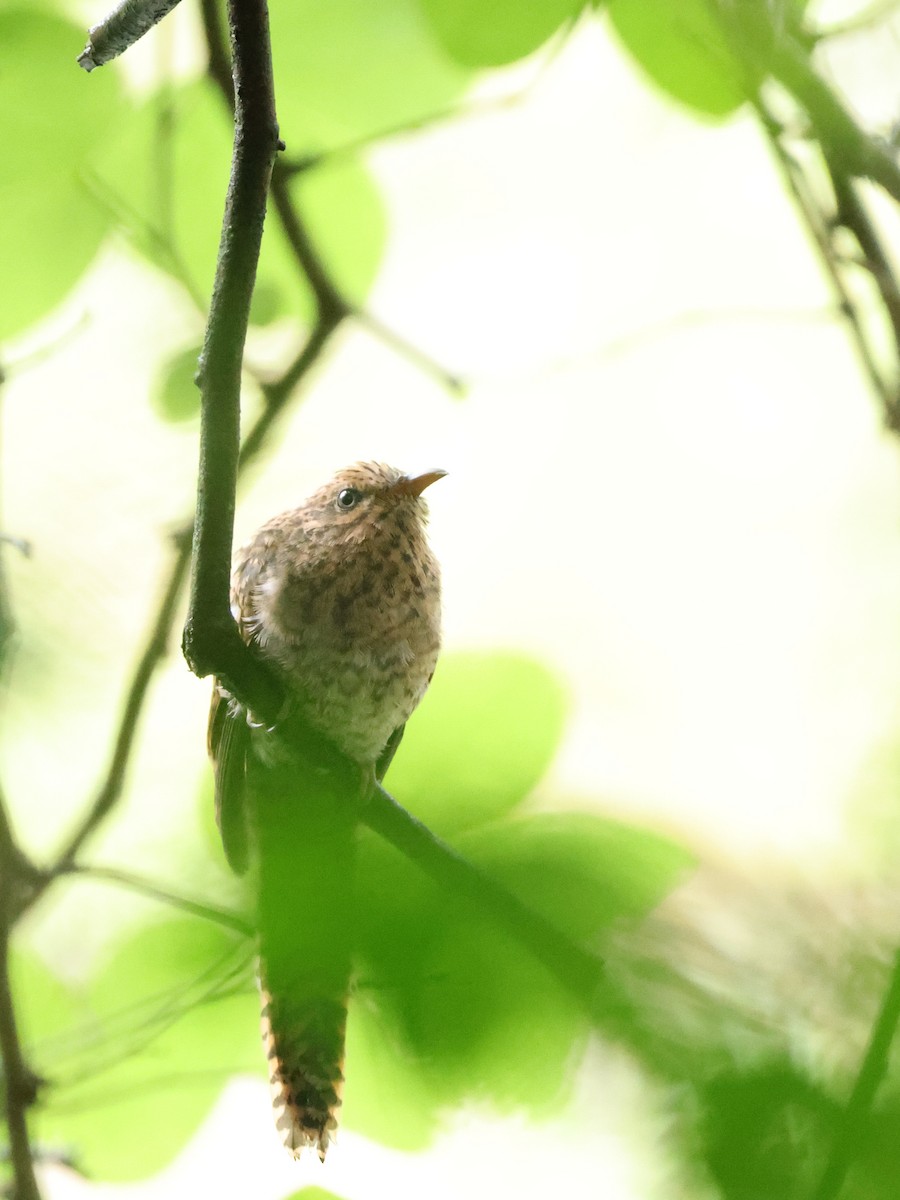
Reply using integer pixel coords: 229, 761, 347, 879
5, 1, 900, 1198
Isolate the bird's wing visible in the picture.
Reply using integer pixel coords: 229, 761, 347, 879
208, 682, 251, 875
375, 723, 405, 782
207, 526, 282, 876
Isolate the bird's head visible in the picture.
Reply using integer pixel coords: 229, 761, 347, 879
301, 462, 446, 549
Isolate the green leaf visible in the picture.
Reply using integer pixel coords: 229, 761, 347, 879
270, 0, 471, 152
154, 345, 201, 423
0, 7, 125, 338
387, 651, 568, 834
606, 0, 750, 118
343, 992, 441, 1151
36, 917, 259, 1181
416, 0, 584, 67
263, 156, 388, 317
284, 1190, 350, 1200
9, 947, 86, 1063
91, 82, 235, 306
457, 811, 694, 937
352, 812, 691, 1132
94, 80, 387, 323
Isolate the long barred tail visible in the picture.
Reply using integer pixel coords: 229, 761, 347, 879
249, 748, 359, 1161
259, 977, 346, 1160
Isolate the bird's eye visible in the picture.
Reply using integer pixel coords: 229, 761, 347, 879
336, 487, 362, 511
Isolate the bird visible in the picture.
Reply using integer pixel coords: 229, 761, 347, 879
207, 461, 444, 1159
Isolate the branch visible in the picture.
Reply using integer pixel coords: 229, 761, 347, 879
0, 372, 42, 1195
364, 785, 605, 1013
810, 0, 900, 40
181, 0, 282, 720
0, 918, 42, 1200
825, 163, 900, 428
811, 949, 900, 1200
28, 324, 337, 905
753, 95, 897, 417
50, 530, 191, 877
197, 0, 605, 1019
716, 5, 900, 205
78, 0, 184, 72
766, 35, 900, 204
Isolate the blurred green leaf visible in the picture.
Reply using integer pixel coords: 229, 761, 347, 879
417, 0, 583, 67
606, 0, 750, 117
94, 80, 387, 324
700, 1064, 834, 1200
36, 917, 259, 1181
266, 156, 388, 316
388, 651, 568, 834
352, 811, 690, 1135
10, 947, 86, 1061
458, 811, 693, 937
343, 992, 441, 1150
0, 7, 125, 338
284, 1190, 350, 1200
155, 345, 201, 423
270, 0, 471, 151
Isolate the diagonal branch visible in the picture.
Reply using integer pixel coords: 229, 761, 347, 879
60, 864, 252, 936
825, 162, 900, 429
196, 0, 604, 1017
365, 784, 605, 1011
811, 949, 900, 1200
51, 530, 191, 876
78, 0, 184, 71
753, 94, 898, 419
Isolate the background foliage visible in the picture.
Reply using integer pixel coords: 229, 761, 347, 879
4, 1, 900, 1198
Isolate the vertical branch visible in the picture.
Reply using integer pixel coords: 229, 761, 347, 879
181, 0, 282, 720
0, 369, 42, 1198
0, 921, 42, 1200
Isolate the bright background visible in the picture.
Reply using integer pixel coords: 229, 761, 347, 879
5, 1, 900, 1197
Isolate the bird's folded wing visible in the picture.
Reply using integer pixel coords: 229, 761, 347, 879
208, 684, 251, 875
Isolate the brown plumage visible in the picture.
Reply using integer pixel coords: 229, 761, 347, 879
208, 462, 444, 1159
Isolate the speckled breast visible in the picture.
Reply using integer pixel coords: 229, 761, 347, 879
265, 537, 441, 764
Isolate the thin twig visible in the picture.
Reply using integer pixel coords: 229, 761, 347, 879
811, 949, 900, 1200
78, 0, 184, 71
31, 322, 337, 907
736, 12, 900, 202
241, 317, 340, 469
354, 310, 465, 394
753, 95, 896, 413
51, 531, 192, 876
59, 864, 252, 936
810, 0, 900, 40
825, 161, 900, 427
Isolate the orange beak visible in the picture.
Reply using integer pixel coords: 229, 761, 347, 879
393, 469, 447, 498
